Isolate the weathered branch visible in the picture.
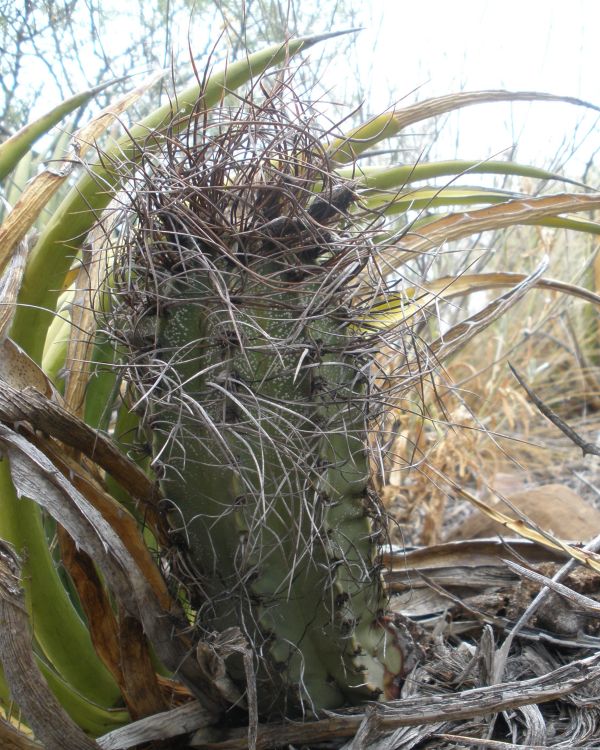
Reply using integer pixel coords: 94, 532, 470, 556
93, 649, 600, 750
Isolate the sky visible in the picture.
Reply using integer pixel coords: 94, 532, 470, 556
320, 0, 599, 179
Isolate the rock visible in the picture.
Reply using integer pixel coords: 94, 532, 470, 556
446, 483, 600, 542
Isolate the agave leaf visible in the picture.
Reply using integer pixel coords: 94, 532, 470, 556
0, 380, 156, 505
45, 443, 172, 610
0, 371, 167, 707
0, 79, 122, 182
3, 645, 128, 735
48, 439, 168, 718
0, 459, 121, 707
41, 309, 72, 384
390, 193, 600, 266
11, 32, 352, 362
330, 91, 600, 164
37, 661, 129, 736
537, 214, 600, 234
343, 159, 588, 191
0, 73, 170, 709
0, 71, 164, 286
0, 349, 119, 708
361, 185, 516, 215
361, 273, 600, 330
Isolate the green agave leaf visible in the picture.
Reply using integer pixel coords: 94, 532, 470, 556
0, 79, 120, 182
0, 72, 164, 288
361, 185, 516, 215
341, 159, 588, 191
0, 655, 128, 739
330, 91, 600, 164
41, 305, 71, 384
39, 662, 129, 736
12, 31, 354, 362
535, 214, 600, 235
0, 654, 128, 738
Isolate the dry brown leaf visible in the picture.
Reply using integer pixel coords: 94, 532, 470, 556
0, 239, 30, 341
0, 339, 56, 396
394, 193, 600, 265
118, 607, 167, 720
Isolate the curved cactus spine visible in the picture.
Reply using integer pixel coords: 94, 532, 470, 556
103, 78, 405, 717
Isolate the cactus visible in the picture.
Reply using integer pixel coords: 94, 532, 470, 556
104, 81, 405, 717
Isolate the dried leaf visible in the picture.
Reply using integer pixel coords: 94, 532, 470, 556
428, 465, 600, 575
393, 193, 600, 265
0, 715, 42, 749
97, 701, 213, 750
0, 541, 98, 750
363, 272, 600, 331
0, 380, 156, 508
118, 608, 166, 719
0, 339, 56, 396
187, 652, 600, 749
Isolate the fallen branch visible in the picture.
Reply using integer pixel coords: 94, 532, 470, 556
174, 650, 600, 749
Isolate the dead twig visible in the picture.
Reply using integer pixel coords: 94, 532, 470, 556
509, 363, 600, 457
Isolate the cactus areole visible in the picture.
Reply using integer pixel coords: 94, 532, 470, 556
104, 79, 406, 718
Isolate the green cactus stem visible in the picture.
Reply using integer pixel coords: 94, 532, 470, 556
104, 78, 407, 718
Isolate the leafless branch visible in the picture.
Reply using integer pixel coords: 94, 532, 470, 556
509, 362, 600, 457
